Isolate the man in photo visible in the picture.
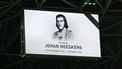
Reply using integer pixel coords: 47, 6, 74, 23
53, 14, 72, 40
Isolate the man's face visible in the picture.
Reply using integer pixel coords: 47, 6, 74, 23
57, 17, 65, 30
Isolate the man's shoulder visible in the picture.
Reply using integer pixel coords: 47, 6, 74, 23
67, 30, 72, 33
67, 30, 72, 36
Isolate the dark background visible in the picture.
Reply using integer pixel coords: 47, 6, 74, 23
0, 0, 122, 69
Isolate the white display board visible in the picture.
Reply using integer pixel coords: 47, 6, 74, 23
24, 9, 101, 58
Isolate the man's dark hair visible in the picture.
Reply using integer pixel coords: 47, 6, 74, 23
56, 14, 68, 30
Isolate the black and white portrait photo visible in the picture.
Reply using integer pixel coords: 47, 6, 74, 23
53, 14, 72, 40
24, 9, 101, 57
